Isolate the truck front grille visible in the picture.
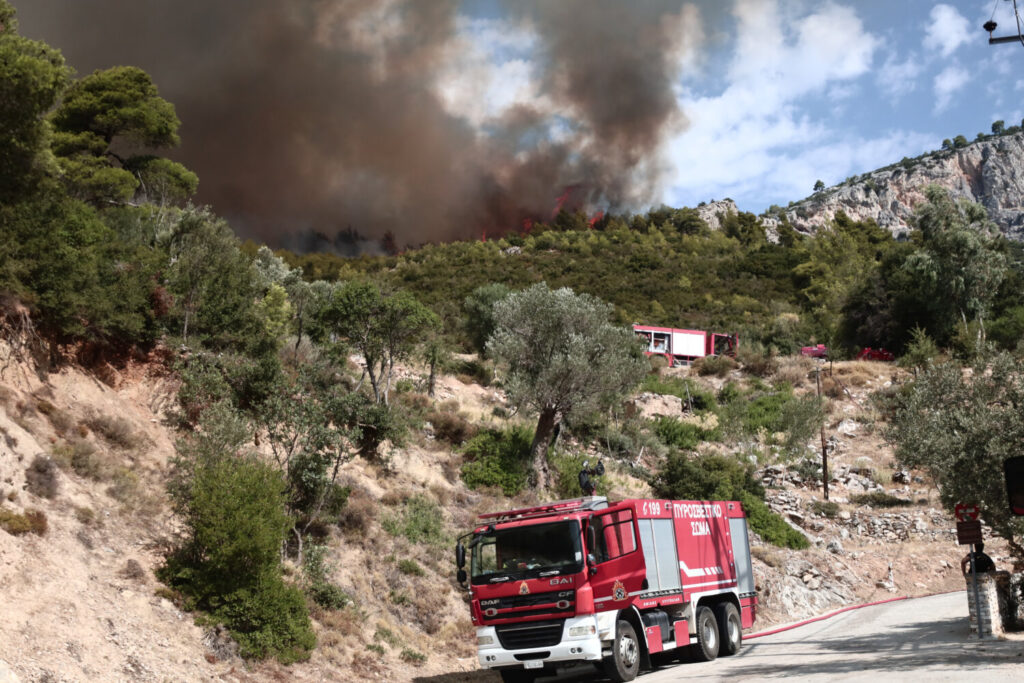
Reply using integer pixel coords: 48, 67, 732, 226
479, 590, 574, 621
495, 620, 564, 650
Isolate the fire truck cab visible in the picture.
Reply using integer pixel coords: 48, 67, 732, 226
456, 496, 756, 682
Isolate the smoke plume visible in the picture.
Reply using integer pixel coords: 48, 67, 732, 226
15, 0, 699, 249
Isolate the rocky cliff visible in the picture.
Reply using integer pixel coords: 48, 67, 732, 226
761, 132, 1024, 239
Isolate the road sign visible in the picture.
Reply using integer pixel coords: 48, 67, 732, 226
957, 520, 983, 545
955, 503, 980, 522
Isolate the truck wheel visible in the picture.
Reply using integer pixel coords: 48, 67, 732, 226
693, 606, 720, 661
499, 669, 536, 683
603, 619, 641, 682
714, 602, 742, 656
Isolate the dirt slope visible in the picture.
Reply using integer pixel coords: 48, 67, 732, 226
0, 345, 992, 682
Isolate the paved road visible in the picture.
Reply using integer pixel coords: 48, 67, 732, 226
642, 591, 1024, 682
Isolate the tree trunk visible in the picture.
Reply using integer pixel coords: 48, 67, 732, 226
428, 357, 436, 397
530, 406, 559, 491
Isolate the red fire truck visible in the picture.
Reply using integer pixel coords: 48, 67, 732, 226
633, 324, 738, 367
455, 496, 757, 682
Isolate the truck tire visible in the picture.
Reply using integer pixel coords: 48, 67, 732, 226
499, 669, 536, 683
693, 606, 720, 661
714, 602, 742, 656
603, 619, 641, 682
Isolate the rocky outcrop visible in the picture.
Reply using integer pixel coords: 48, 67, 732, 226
760, 132, 1024, 240
696, 199, 739, 231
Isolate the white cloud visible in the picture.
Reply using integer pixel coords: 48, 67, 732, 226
876, 52, 923, 101
665, 0, 883, 210
934, 64, 970, 112
923, 4, 972, 57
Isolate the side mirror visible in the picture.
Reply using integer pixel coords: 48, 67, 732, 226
587, 553, 598, 576
456, 542, 466, 569
457, 568, 467, 585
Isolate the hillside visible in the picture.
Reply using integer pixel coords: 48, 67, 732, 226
764, 131, 1024, 239
0, 341, 984, 682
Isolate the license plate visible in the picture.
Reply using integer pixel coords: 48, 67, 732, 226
524, 660, 543, 669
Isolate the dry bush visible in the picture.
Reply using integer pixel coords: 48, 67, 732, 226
34, 398, 75, 435
692, 355, 737, 377
436, 619, 477, 657
70, 441, 106, 479
120, 559, 147, 582
833, 363, 876, 387
0, 507, 47, 536
74, 506, 97, 526
85, 412, 141, 449
441, 455, 462, 484
774, 356, 814, 387
648, 354, 669, 376
351, 653, 388, 678
396, 391, 431, 415
820, 376, 844, 399
337, 490, 377, 537
737, 348, 777, 378
379, 490, 406, 507
411, 586, 448, 634
751, 545, 784, 567
25, 455, 59, 499
428, 483, 451, 506
426, 408, 477, 446
315, 604, 364, 638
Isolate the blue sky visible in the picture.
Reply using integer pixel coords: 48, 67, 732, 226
452, 0, 1022, 215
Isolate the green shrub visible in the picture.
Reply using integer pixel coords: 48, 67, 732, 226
649, 452, 807, 549
0, 507, 48, 536
742, 388, 793, 434
549, 451, 608, 499
397, 559, 425, 576
460, 426, 532, 496
367, 643, 386, 656
374, 626, 400, 646
740, 493, 809, 549
810, 500, 839, 518
308, 582, 351, 610
382, 494, 444, 545
649, 452, 764, 501
303, 544, 351, 609
400, 648, 426, 665
693, 355, 737, 377
213, 578, 316, 663
717, 381, 742, 405
653, 417, 719, 449
793, 457, 822, 484
160, 407, 314, 663
850, 491, 913, 508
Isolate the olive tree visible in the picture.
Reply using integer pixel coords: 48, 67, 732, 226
884, 351, 1024, 559
319, 281, 439, 404
488, 283, 646, 490
903, 186, 1007, 344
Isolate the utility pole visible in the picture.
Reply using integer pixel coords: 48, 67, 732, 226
816, 364, 829, 500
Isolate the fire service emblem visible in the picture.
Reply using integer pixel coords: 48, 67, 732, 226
613, 580, 627, 601
519, 581, 530, 596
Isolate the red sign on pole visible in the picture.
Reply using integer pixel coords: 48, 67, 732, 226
955, 503, 980, 522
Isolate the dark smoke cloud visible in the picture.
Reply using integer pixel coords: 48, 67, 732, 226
15, 0, 698, 249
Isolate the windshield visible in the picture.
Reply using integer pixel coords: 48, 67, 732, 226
470, 520, 583, 584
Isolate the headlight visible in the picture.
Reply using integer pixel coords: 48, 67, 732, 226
478, 635, 494, 646
569, 624, 596, 637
